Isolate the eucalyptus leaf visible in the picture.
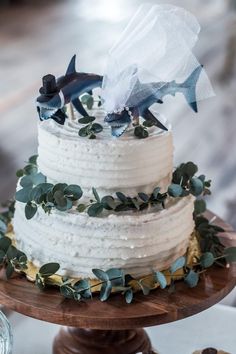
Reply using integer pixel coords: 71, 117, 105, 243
92, 268, 109, 281
91, 123, 103, 133
200, 252, 215, 268
154, 271, 167, 289
88, 203, 103, 217
6, 262, 14, 279
86, 96, 94, 110
15, 187, 32, 203
24, 164, 38, 175
28, 155, 38, 165
139, 280, 150, 295
190, 177, 204, 196
106, 268, 125, 287
224, 247, 236, 263
20, 176, 33, 188
0, 250, 5, 264
39, 262, 60, 277
194, 199, 206, 215
77, 204, 87, 213
184, 162, 198, 178
16, 169, 24, 178
168, 184, 183, 197
35, 273, 45, 290
52, 183, 68, 194
184, 270, 199, 288
0, 219, 7, 234
152, 187, 160, 199
170, 256, 186, 274
31, 173, 46, 186
25, 202, 37, 220
92, 187, 100, 202
6, 245, 18, 260
64, 185, 83, 201
100, 280, 112, 301
88, 133, 96, 139
80, 93, 92, 105
101, 196, 116, 210
78, 116, 95, 124
60, 284, 75, 299
138, 193, 149, 203
125, 289, 133, 303
79, 126, 89, 137
134, 126, 148, 139
116, 192, 127, 203
0, 237, 11, 253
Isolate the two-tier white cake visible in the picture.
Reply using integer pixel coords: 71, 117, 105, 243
13, 107, 195, 278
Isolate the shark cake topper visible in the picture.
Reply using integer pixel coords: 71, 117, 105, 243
36, 4, 214, 137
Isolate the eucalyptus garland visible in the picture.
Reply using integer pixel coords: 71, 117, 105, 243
0, 201, 236, 303
15, 156, 211, 220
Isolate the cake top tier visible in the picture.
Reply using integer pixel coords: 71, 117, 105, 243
36, 4, 213, 139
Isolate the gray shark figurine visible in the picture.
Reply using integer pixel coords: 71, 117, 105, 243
104, 65, 203, 137
36, 55, 103, 124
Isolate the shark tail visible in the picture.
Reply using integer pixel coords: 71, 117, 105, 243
179, 65, 203, 113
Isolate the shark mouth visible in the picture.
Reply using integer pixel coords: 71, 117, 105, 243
37, 105, 67, 125
37, 105, 58, 121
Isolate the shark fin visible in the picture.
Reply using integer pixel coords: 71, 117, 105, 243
143, 109, 168, 131
72, 97, 88, 117
180, 65, 203, 113
111, 124, 129, 137
66, 55, 77, 75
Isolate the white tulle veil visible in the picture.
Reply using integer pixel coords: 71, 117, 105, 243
101, 4, 214, 113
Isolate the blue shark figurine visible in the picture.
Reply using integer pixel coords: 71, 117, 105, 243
36, 55, 103, 124
104, 65, 203, 137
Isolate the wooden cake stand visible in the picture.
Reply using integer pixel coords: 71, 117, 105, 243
0, 213, 235, 354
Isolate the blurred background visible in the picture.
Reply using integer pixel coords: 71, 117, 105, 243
0, 0, 236, 353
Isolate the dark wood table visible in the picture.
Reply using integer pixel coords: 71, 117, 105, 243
0, 213, 235, 354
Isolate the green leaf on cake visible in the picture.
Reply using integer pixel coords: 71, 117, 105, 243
101, 196, 116, 210
0, 219, 7, 234
39, 262, 60, 277
79, 125, 89, 137
24, 164, 38, 176
77, 204, 87, 213
106, 268, 125, 287
16, 169, 24, 178
92, 187, 100, 202
184, 270, 199, 288
124, 289, 133, 303
100, 281, 112, 301
138, 193, 149, 203
200, 252, 215, 268
0, 250, 5, 265
6, 245, 18, 260
60, 284, 75, 299
78, 116, 96, 124
28, 155, 38, 165
15, 187, 32, 203
154, 271, 167, 289
91, 123, 103, 133
134, 125, 149, 139
170, 256, 186, 274
35, 273, 45, 290
116, 192, 128, 203
152, 187, 161, 199
6, 263, 14, 279
92, 268, 109, 281
0, 237, 11, 254
74, 279, 92, 299
20, 176, 34, 188
189, 177, 204, 196
64, 185, 83, 201
194, 199, 206, 216
25, 202, 38, 220
224, 247, 236, 263
52, 183, 68, 194
88, 203, 103, 217
168, 184, 183, 197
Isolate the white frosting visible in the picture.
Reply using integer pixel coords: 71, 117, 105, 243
37, 108, 173, 197
13, 196, 195, 278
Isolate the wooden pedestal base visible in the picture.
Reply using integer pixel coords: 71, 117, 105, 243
53, 327, 157, 354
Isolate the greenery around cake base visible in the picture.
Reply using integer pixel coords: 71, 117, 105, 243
0, 203, 235, 303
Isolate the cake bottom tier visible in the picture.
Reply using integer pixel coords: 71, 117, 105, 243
13, 196, 195, 278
